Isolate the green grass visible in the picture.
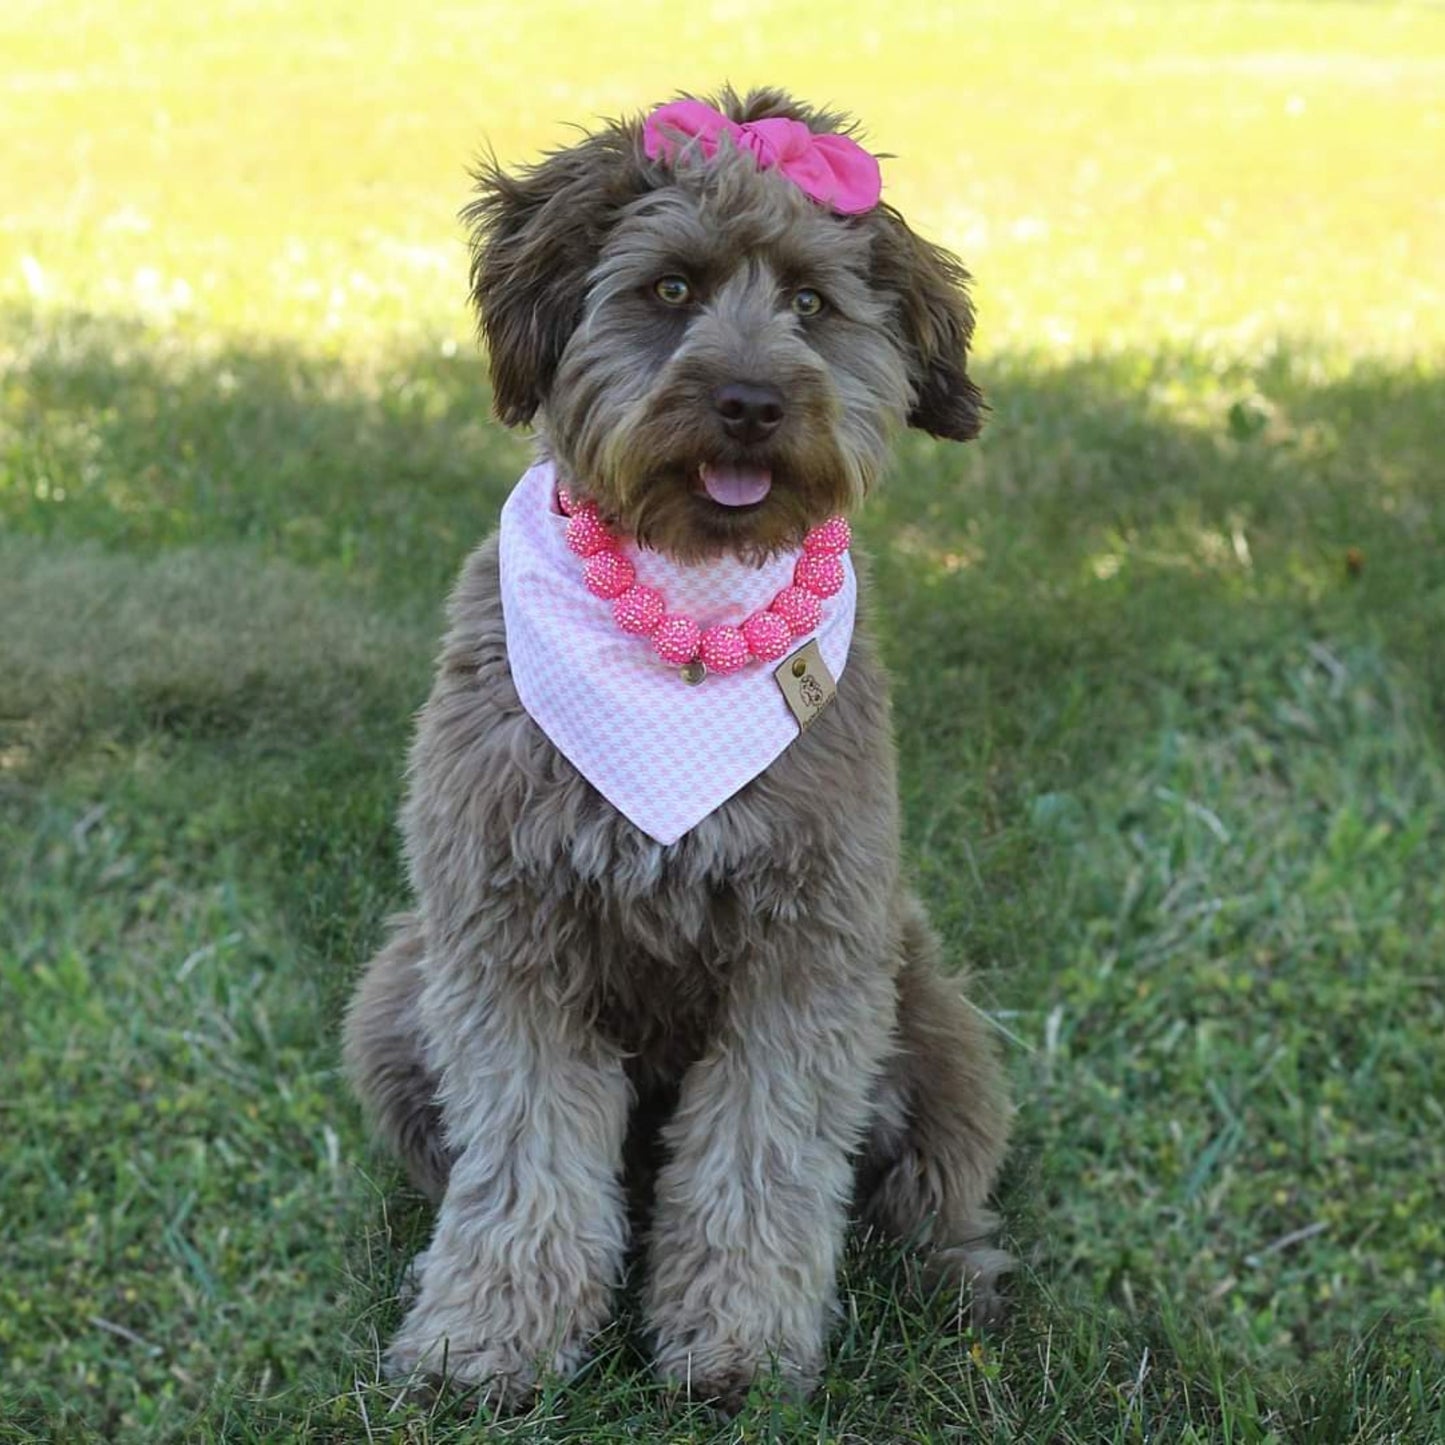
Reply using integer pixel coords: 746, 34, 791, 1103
3, 2, 1444, 1440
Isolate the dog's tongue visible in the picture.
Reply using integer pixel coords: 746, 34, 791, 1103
700, 463, 772, 507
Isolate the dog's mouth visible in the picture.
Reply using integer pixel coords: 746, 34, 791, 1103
697, 462, 773, 510
613, 449, 851, 564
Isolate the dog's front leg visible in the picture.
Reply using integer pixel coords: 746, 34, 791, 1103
644, 925, 897, 1410
384, 930, 630, 1407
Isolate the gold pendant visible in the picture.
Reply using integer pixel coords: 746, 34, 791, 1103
679, 660, 708, 685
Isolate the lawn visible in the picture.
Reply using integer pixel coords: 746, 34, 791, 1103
3, 2, 1444, 1441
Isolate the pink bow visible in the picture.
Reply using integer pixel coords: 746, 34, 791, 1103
642, 99, 882, 216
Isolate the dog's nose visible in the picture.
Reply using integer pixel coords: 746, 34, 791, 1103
713, 382, 785, 443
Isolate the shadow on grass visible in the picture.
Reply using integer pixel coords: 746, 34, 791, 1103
6, 296, 1443, 1077
5, 304, 1444, 1439
1, 303, 531, 610
6, 303, 1442, 730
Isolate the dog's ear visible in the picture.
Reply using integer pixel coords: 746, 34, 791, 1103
869, 207, 985, 442
463, 126, 647, 427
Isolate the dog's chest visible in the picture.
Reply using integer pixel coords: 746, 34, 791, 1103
495, 807, 805, 1074
409, 534, 897, 1068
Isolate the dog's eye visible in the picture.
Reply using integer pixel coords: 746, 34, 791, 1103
653, 276, 692, 306
791, 288, 825, 318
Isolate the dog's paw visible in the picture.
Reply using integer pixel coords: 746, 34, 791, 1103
654, 1341, 817, 1416
923, 1241, 1014, 1330
383, 1328, 548, 1412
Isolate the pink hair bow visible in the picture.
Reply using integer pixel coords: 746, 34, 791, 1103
642, 99, 882, 215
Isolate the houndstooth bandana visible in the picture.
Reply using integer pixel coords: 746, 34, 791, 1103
498, 460, 856, 845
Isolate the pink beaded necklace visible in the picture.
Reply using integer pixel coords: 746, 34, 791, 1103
557, 486, 851, 683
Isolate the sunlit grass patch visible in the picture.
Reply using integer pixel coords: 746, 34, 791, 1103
3, 2, 1444, 358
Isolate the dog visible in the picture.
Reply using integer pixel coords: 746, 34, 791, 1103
343, 86, 1011, 1412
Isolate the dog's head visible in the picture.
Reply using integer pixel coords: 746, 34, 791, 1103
465, 87, 983, 563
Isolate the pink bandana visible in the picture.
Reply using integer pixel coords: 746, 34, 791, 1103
499, 461, 856, 844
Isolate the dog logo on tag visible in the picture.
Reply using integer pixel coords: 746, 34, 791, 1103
774, 640, 837, 729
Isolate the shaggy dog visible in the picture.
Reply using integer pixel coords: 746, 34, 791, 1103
344, 86, 1010, 1411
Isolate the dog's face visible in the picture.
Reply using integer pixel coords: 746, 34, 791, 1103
466, 88, 983, 563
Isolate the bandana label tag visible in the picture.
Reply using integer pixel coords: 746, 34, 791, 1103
775, 639, 837, 730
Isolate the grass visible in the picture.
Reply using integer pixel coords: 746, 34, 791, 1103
3, 2, 1444, 1440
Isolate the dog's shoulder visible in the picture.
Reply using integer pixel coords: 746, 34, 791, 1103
433, 533, 509, 693
405, 533, 532, 827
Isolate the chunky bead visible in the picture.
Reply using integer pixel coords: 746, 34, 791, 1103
699, 625, 749, 674
556, 485, 575, 516
771, 586, 823, 636
803, 516, 851, 557
566, 503, 614, 558
613, 584, 665, 635
653, 614, 701, 665
741, 610, 792, 662
794, 552, 845, 598
583, 549, 635, 599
